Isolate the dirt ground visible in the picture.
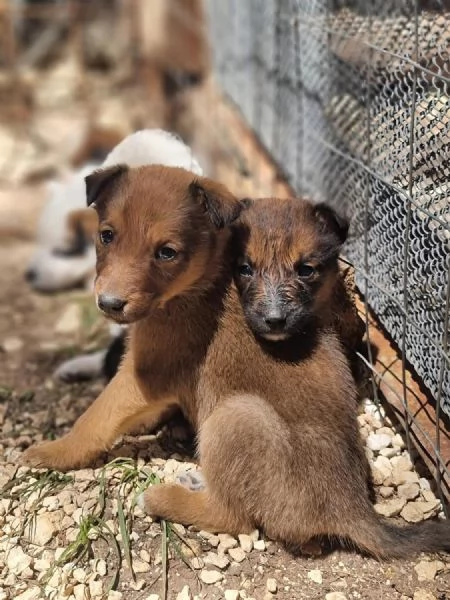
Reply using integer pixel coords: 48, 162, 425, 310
0, 184, 449, 600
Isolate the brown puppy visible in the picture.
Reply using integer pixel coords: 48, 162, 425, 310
21, 169, 449, 559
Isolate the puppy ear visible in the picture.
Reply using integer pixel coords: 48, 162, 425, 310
85, 164, 128, 207
189, 177, 243, 228
313, 203, 349, 244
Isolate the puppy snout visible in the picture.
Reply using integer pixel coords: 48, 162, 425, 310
264, 309, 287, 330
98, 294, 127, 313
25, 268, 36, 283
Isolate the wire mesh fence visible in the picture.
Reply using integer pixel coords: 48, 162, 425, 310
206, 0, 450, 505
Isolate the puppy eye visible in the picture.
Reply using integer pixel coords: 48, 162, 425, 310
100, 229, 114, 245
238, 263, 254, 277
297, 264, 316, 278
156, 246, 178, 261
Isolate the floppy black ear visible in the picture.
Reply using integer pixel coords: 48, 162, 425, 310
189, 177, 243, 228
85, 164, 128, 207
313, 202, 349, 244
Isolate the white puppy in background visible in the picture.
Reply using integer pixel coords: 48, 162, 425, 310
26, 129, 204, 382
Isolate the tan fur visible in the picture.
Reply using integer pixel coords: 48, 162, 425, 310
22, 168, 450, 559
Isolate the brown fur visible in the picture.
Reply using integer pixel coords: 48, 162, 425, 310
21, 168, 450, 559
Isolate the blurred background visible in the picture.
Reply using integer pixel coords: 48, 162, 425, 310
0, 0, 448, 509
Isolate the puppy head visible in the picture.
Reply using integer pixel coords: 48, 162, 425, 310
86, 164, 242, 324
232, 197, 349, 341
25, 170, 99, 292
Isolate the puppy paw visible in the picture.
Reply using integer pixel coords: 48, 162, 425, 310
54, 351, 106, 383
137, 484, 166, 518
176, 469, 205, 491
20, 439, 94, 471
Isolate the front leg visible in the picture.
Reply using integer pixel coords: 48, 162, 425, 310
21, 356, 177, 471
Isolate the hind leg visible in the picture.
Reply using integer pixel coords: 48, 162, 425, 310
139, 484, 252, 534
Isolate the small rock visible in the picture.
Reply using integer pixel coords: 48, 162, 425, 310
379, 447, 398, 459
2, 336, 23, 353
73, 584, 89, 600
249, 529, 259, 541
133, 559, 150, 573
400, 502, 424, 523
130, 580, 146, 591
200, 569, 224, 584
238, 534, 253, 552
176, 586, 192, 600
24, 511, 63, 546
374, 497, 406, 517
372, 456, 393, 484
224, 591, 239, 600
419, 478, 431, 491
379, 486, 394, 498
72, 567, 87, 583
307, 569, 323, 584
108, 592, 123, 600
218, 533, 238, 550
398, 483, 420, 500
254, 539, 266, 551
190, 557, 204, 569
326, 594, 348, 600
6, 546, 32, 574
367, 433, 392, 452
95, 559, 107, 576
414, 560, 445, 581
140, 549, 151, 563
89, 580, 103, 598
413, 591, 436, 600
147, 595, 160, 600
15, 589, 41, 600
55, 303, 82, 334
229, 547, 246, 563
392, 434, 405, 448
266, 578, 277, 593
205, 552, 229, 569
393, 470, 420, 486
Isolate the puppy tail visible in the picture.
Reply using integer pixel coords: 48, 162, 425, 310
348, 509, 450, 559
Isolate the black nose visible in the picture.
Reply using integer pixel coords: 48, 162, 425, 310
264, 312, 287, 329
25, 269, 36, 283
98, 294, 127, 312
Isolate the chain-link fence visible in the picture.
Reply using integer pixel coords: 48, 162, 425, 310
206, 0, 450, 503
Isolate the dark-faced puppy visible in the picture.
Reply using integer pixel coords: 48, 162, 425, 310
233, 197, 355, 340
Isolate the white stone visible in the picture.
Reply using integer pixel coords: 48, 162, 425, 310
89, 580, 103, 598
224, 591, 239, 600
108, 592, 123, 600
15, 589, 41, 600
414, 560, 445, 581
200, 569, 224, 584
266, 578, 277, 593
254, 539, 266, 551
24, 511, 63, 546
2, 336, 23, 353
176, 586, 192, 600
205, 552, 229, 569
374, 497, 406, 518
55, 303, 82, 334
326, 594, 348, 600
249, 529, 259, 541
238, 534, 253, 552
218, 533, 238, 549
367, 433, 392, 452
229, 547, 246, 563
133, 559, 150, 573
397, 483, 420, 500
307, 569, 323, 584
73, 584, 89, 600
6, 546, 32, 574
190, 557, 204, 569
